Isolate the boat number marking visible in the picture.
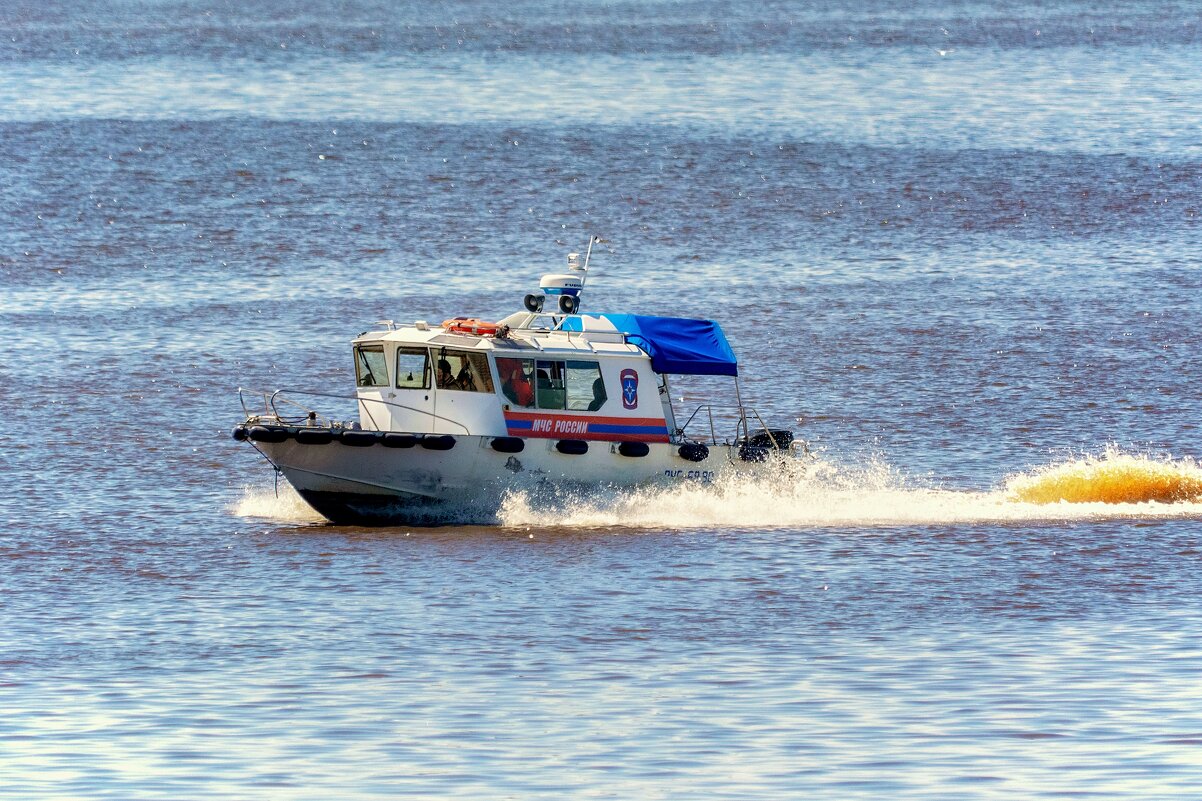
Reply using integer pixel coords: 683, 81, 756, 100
664, 469, 715, 482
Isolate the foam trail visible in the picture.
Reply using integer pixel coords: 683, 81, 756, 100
499, 452, 1202, 530
232, 482, 326, 524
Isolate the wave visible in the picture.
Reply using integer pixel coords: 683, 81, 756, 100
231, 483, 326, 524
231, 448, 1202, 529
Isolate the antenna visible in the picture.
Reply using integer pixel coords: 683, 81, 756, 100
581, 235, 601, 281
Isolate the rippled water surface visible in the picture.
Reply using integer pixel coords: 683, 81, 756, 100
3, 1, 1202, 798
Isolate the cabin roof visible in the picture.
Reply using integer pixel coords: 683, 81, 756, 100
354, 324, 648, 359
353, 313, 739, 376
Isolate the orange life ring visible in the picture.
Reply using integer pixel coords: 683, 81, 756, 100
441, 317, 501, 337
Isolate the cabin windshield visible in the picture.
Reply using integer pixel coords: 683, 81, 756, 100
355, 345, 389, 387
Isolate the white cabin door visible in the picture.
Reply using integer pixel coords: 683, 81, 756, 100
383, 345, 437, 433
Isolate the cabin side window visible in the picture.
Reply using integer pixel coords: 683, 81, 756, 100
491, 357, 608, 411
433, 349, 495, 393
535, 360, 566, 409
395, 347, 430, 390
496, 357, 535, 407
566, 360, 607, 411
355, 344, 389, 387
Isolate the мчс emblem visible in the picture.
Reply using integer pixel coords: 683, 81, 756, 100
620, 368, 638, 410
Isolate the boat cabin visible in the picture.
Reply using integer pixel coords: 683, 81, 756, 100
350, 312, 739, 445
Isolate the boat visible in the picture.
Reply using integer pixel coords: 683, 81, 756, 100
233, 239, 799, 525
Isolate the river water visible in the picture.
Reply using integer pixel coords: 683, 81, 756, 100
3, 1, 1202, 798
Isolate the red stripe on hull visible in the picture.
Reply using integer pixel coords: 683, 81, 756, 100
503, 411, 668, 426
504, 410, 670, 442
504, 427, 671, 443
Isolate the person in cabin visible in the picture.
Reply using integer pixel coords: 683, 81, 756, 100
587, 376, 607, 411
436, 359, 456, 389
455, 360, 473, 390
500, 362, 534, 407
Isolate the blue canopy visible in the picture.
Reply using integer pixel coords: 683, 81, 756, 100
560, 314, 739, 377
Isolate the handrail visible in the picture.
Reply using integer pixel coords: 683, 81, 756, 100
269, 390, 340, 428
239, 387, 342, 426
678, 402, 743, 445
272, 389, 473, 435
735, 406, 779, 448
678, 403, 723, 444
242, 387, 780, 445
238, 388, 271, 419
237, 387, 472, 435
678, 402, 784, 447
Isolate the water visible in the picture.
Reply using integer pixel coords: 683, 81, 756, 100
3, 1, 1202, 797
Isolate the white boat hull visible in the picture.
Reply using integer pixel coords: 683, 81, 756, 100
244, 428, 783, 525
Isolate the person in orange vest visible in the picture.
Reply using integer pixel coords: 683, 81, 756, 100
501, 362, 534, 406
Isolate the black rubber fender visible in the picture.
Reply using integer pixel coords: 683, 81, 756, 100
381, 433, 418, 448
617, 441, 650, 458
295, 428, 334, 445
738, 445, 770, 462
491, 436, 525, 453
420, 435, 456, 451
678, 442, 709, 462
248, 425, 290, 444
556, 439, 589, 455
232, 425, 249, 442
339, 429, 380, 447
746, 429, 794, 450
